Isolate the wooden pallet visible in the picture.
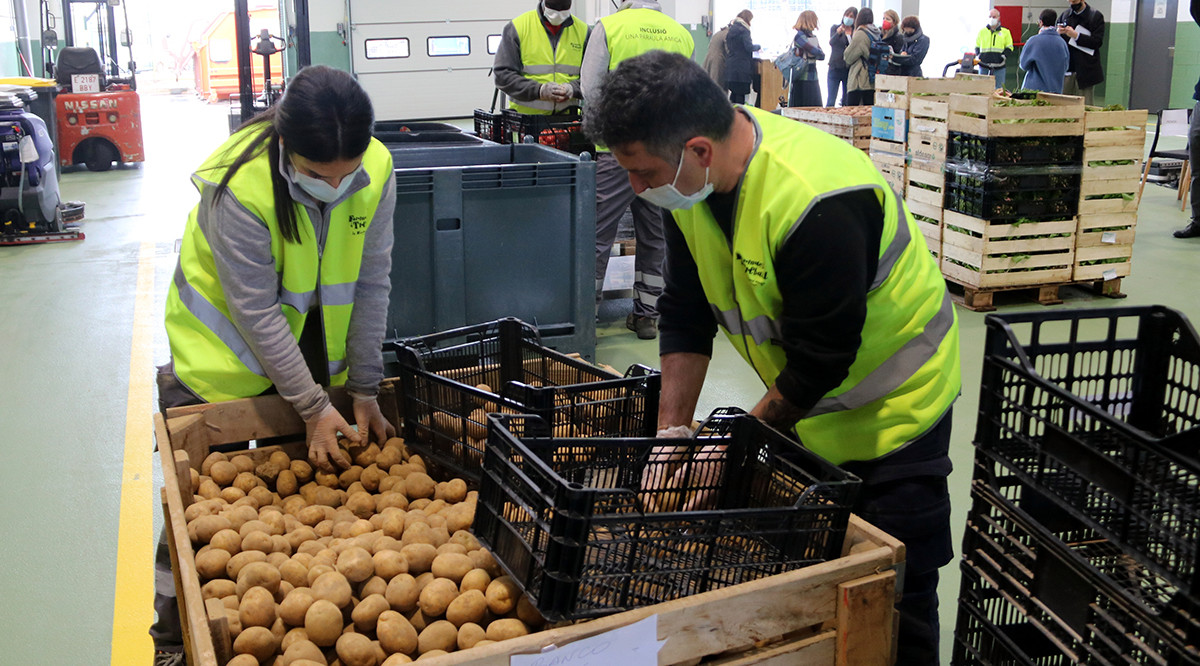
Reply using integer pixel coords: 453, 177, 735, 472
949, 92, 1085, 137
158, 387, 905, 666
946, 275, 1126, 312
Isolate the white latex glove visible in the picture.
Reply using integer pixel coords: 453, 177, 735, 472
551, 83, 574, 103
305, 404, 357, 472
538, 83, 559, 101
351, 392, 396, 446
640, 425, 695, 512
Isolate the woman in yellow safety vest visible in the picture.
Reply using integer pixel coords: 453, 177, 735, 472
151, 65, 397, 665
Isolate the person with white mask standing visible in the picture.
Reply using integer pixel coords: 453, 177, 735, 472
976, 8, 1014, 89
493, 0, 591, 115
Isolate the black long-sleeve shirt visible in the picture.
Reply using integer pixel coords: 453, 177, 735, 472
658, 187, 883, 413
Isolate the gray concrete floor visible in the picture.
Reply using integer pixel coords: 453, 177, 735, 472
0, 95, 1194, 664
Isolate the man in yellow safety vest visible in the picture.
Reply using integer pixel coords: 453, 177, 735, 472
493, 1, 590, 114
585, 51, 960, 665
976, 8, 1014, 89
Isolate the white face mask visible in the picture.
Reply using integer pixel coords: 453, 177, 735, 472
637, 149, 713, 211
287, 159, 363, 204
543, 3, 571, 26
989, 17, 1000, 28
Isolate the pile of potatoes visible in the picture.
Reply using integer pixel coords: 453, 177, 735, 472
185, 436, 545, 665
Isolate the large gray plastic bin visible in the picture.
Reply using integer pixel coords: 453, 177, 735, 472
387, 144, 597, 359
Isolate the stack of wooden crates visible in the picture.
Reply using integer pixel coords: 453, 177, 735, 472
939, 92, 1089, 310
1075, 107, 1148, 284
779, 106, 873, 153
873, 74, 994, 259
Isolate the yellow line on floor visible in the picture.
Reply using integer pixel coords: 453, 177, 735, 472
111, 241, 156, 664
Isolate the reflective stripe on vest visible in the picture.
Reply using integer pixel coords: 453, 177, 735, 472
165, 127, 393, 402
671, 106, 961, 465
511, 10, 587, 115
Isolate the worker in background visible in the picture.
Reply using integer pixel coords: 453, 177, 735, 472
703, 19, 731, 93
1177, 0, 1200, 239
580, 0, 694, 340
1058, 0, 1105, 104
826, 6, 857, 107
493, 0, 590, 115
150, 65, 396, 666
1019, 9, 1069, 94
585, 51, 959, 666
724, 10, 755, 104
977, 8, 1014, 89
896, 16, 930, 77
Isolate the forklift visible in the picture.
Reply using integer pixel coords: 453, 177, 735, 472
44, 0, 144, 172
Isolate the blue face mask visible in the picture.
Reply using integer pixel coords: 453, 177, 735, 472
286, 159, 363, 204
843, 16, 854, 26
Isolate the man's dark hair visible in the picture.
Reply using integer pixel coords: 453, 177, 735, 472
1039, 8, 1058, 26
855, 7, 874, 28
584, 51, 735, 162
545, 0, 571, 11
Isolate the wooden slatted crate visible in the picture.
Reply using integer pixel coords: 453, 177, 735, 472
781, 106, 873, 152
873, 159, 906, 198
875, 73, 995, 111
906, 165, 946, 209
908, 132, 948, 166
948, 92, 1085, 138
1074, 108, 1145, 282
941, 210, 1076, 288
908, 200, 943, 258
158, 387, 905, 666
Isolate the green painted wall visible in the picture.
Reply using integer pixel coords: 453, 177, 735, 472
310, 30, 351, 72
1171, 20, 1200, 108
0, 34, 20, 76
691, 25, 710, 63
1104, 22, 1134, 107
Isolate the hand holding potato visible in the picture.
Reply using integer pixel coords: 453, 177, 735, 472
350, 392, 396, 446
305, 403, 357, 472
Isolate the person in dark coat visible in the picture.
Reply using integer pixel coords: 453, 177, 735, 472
880, 10, 906, 75
1057, 0, 1105, 104
826, 6, 857, 107
896, 16, 930, 77
724, 10, 755, 104
704, 22, 732, 91
789, 10, 824, 107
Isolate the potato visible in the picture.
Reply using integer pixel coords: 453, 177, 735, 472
485, 618, 529, 641
236, 561, 282, 597
311, 571, 353, 608
226, 505, 261, 532
219, 486, 247, 504
227, 654, 258, 666
202, 451, 228, 476
239, 586, 277, 628
404, 473, 436, 500
430, 553, 473, 584
198, 478, 222, 500
381, 513, 407, 540
280, 559, 310, 590
359, 575, 388, 599
241, 530, 273, 554
442, 504, 475, 534
279, 587, 316, 626
376, 446, 404, 471
470, 549, 502, 578
229, 454, 256, 474
352, 593, 391, 633
418, 578, 459, 617
336, 546, 375, 583
336, 632, 377, 666
385, 574, 420, 613
297, 505, 328, 527
210, 528, 243, 555
372, 550, 407, 581
484, 577, 519, 615
304, 599, 344, 647
381, 655, 413, 665
338, 465, 365, 489
445, 589, 487, 627
371, 534, 402, 555
288, 527, 319, 553
400, 544, 437, 574
417, 620, 459, 653
280, 627, 309, 653
202, 579, 236, 600
449, 531, 480, 552
233, 625, 278, 662
210, 460, 239, 487
267, 551, 290, 568
456, 622, 486, 650
407, 608, 430, 632
281, 638, 327, 665
225, 606, 243, 638
375, 492, 408, 513
516, 594, 545, 627
249, 486, 276, 508
233, 471, 261, 494
196, 549, 232, 580
459, 569, 490, 595
185, 498, 222, 522
416, 651, 447, 661
376, 610, 418, 655
190, 514, 233, 544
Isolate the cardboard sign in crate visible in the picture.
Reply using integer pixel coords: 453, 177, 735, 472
908, 132, 948, 165
156, 388, 905, 666
941, 210, 1075, 288
906, 164, 946, 209
949, 92, 1085, 137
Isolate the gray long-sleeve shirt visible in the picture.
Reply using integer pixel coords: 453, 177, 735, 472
493, 8, 591, 104
195, 145, 396, 421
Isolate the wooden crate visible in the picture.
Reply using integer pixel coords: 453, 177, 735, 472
948, 92, 1085, 137
908, 117, 948, 138
781, 107, 874, 151
907, 132, 948, 166
908, 204, 942, 258
1083, 108, 1148, 159
1080, 176, 1139, 215
873, 160, 906, 198
1074, 213, 1137, 282
159, 390, 905, 666
941, 210, 1075, 288
909, 98, 949, 121
905, 165, 946, 209
870, 138, 906, 164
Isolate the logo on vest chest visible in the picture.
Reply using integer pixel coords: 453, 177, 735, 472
735, 252, 769, 287
349, 215, 368, 235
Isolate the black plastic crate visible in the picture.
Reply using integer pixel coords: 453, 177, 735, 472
952, 564, 1080, 665
945, 164, 1082, 192
502, 108, 593, 155
975, 306, 1200, 598
391, 318, 659, 482
473, 109, 507, 144
948, 132, 1084, 166
473, 408, 862, 621
945, 183, 1080, 219
375, 120, 462, 134
959, 478, 1200, 664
